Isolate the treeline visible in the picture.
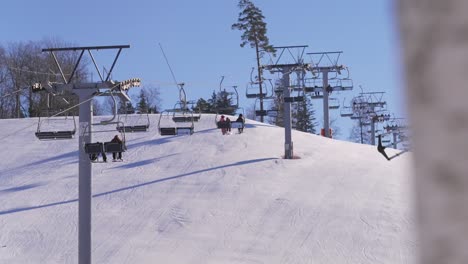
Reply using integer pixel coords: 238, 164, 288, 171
192, 90, 238, 116
0, 39, 161, 119
0, 39, 88, 118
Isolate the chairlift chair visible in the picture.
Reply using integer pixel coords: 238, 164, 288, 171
158, 109, 194, 136
171, 102, 198, 123
246, 82, 263, 99
82, 120, 127, 161
172, 101, 201, 122
219, 76, 240, 111
340, 105, 353, 117
116, 108, 150, 133
310, 92, 324, 99
35, 110, 77, 140
328, 98, 340, 109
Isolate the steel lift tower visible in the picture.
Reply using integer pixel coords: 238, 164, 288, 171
306, 51, 353, 138
262, 45, 310, 159
32, 45, 139, 264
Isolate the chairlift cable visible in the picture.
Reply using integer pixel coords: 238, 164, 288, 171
7, 66, 58, 76
0, 86, 30, 99
48, 83, 120, 118
158, 43, 180, 89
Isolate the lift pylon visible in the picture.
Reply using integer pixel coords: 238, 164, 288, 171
305, 51, 353, 138
33, 45, 138, 264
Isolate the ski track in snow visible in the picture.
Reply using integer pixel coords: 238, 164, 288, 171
0, 114, 416, 263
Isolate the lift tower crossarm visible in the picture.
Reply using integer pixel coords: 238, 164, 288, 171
42, 45, 130, 84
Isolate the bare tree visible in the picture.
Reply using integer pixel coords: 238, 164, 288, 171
0, 39, 88, 119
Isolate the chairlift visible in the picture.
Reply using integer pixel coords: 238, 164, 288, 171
340, 99, 354, 117
254, 98, 278, 117
329, 97, 340, 109
303, 77, 322, 93
337, 67, 354, 91
158, 109, 194, 136
82, 120, 127, 162
35, 113, 77, 140
172, 101, 200, 122
246, 82, 262, 99
219, 76, 239, 111
116, 107, 150, 133
35, 93, 77, 140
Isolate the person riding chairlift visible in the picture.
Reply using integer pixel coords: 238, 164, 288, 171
110, 135, 123, 161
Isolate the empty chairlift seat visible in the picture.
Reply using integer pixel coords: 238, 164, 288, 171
158, 109, 195, 136
117, 111, 150, 133
35, 130, 75, 140
117, 124, 149, 133
35, 113, 77, 140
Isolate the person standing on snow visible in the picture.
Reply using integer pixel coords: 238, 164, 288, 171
219, 115, 227, 135
226, 117, 231, 134
236, 114, 245, 134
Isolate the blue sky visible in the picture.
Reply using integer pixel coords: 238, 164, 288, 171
1, 0, 404, 139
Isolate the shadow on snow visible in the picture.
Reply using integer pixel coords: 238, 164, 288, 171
0, 157, 278, 215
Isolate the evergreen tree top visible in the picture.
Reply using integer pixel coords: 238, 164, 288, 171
232, 0, 275, 53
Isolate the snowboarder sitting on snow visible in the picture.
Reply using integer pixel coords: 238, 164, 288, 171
110, 135, 123, 161
236, 114, 245, 134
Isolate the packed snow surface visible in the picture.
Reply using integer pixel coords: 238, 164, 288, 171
0, 114, 416, 263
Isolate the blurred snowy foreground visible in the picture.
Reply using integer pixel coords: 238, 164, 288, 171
0, 114, 416, 263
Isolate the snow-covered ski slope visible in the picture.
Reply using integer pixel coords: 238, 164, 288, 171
0, 114, 416, 263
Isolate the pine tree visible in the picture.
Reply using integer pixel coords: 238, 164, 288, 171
118, 101, 134, 115
208, 90, 218, 111
232, 0, 274, 122
194, 98, 213, 113
294, 96, 317, 133
137, 90, 149, 113
216, 90, 236, 115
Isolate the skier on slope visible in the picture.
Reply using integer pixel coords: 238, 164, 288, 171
236, 114, 245, 134
226, 117, 231, 134
219, 115, 227, 135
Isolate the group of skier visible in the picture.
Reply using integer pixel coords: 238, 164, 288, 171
219, 114, 245, 135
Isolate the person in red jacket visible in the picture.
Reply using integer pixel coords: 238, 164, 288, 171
219, 115, 227, 135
